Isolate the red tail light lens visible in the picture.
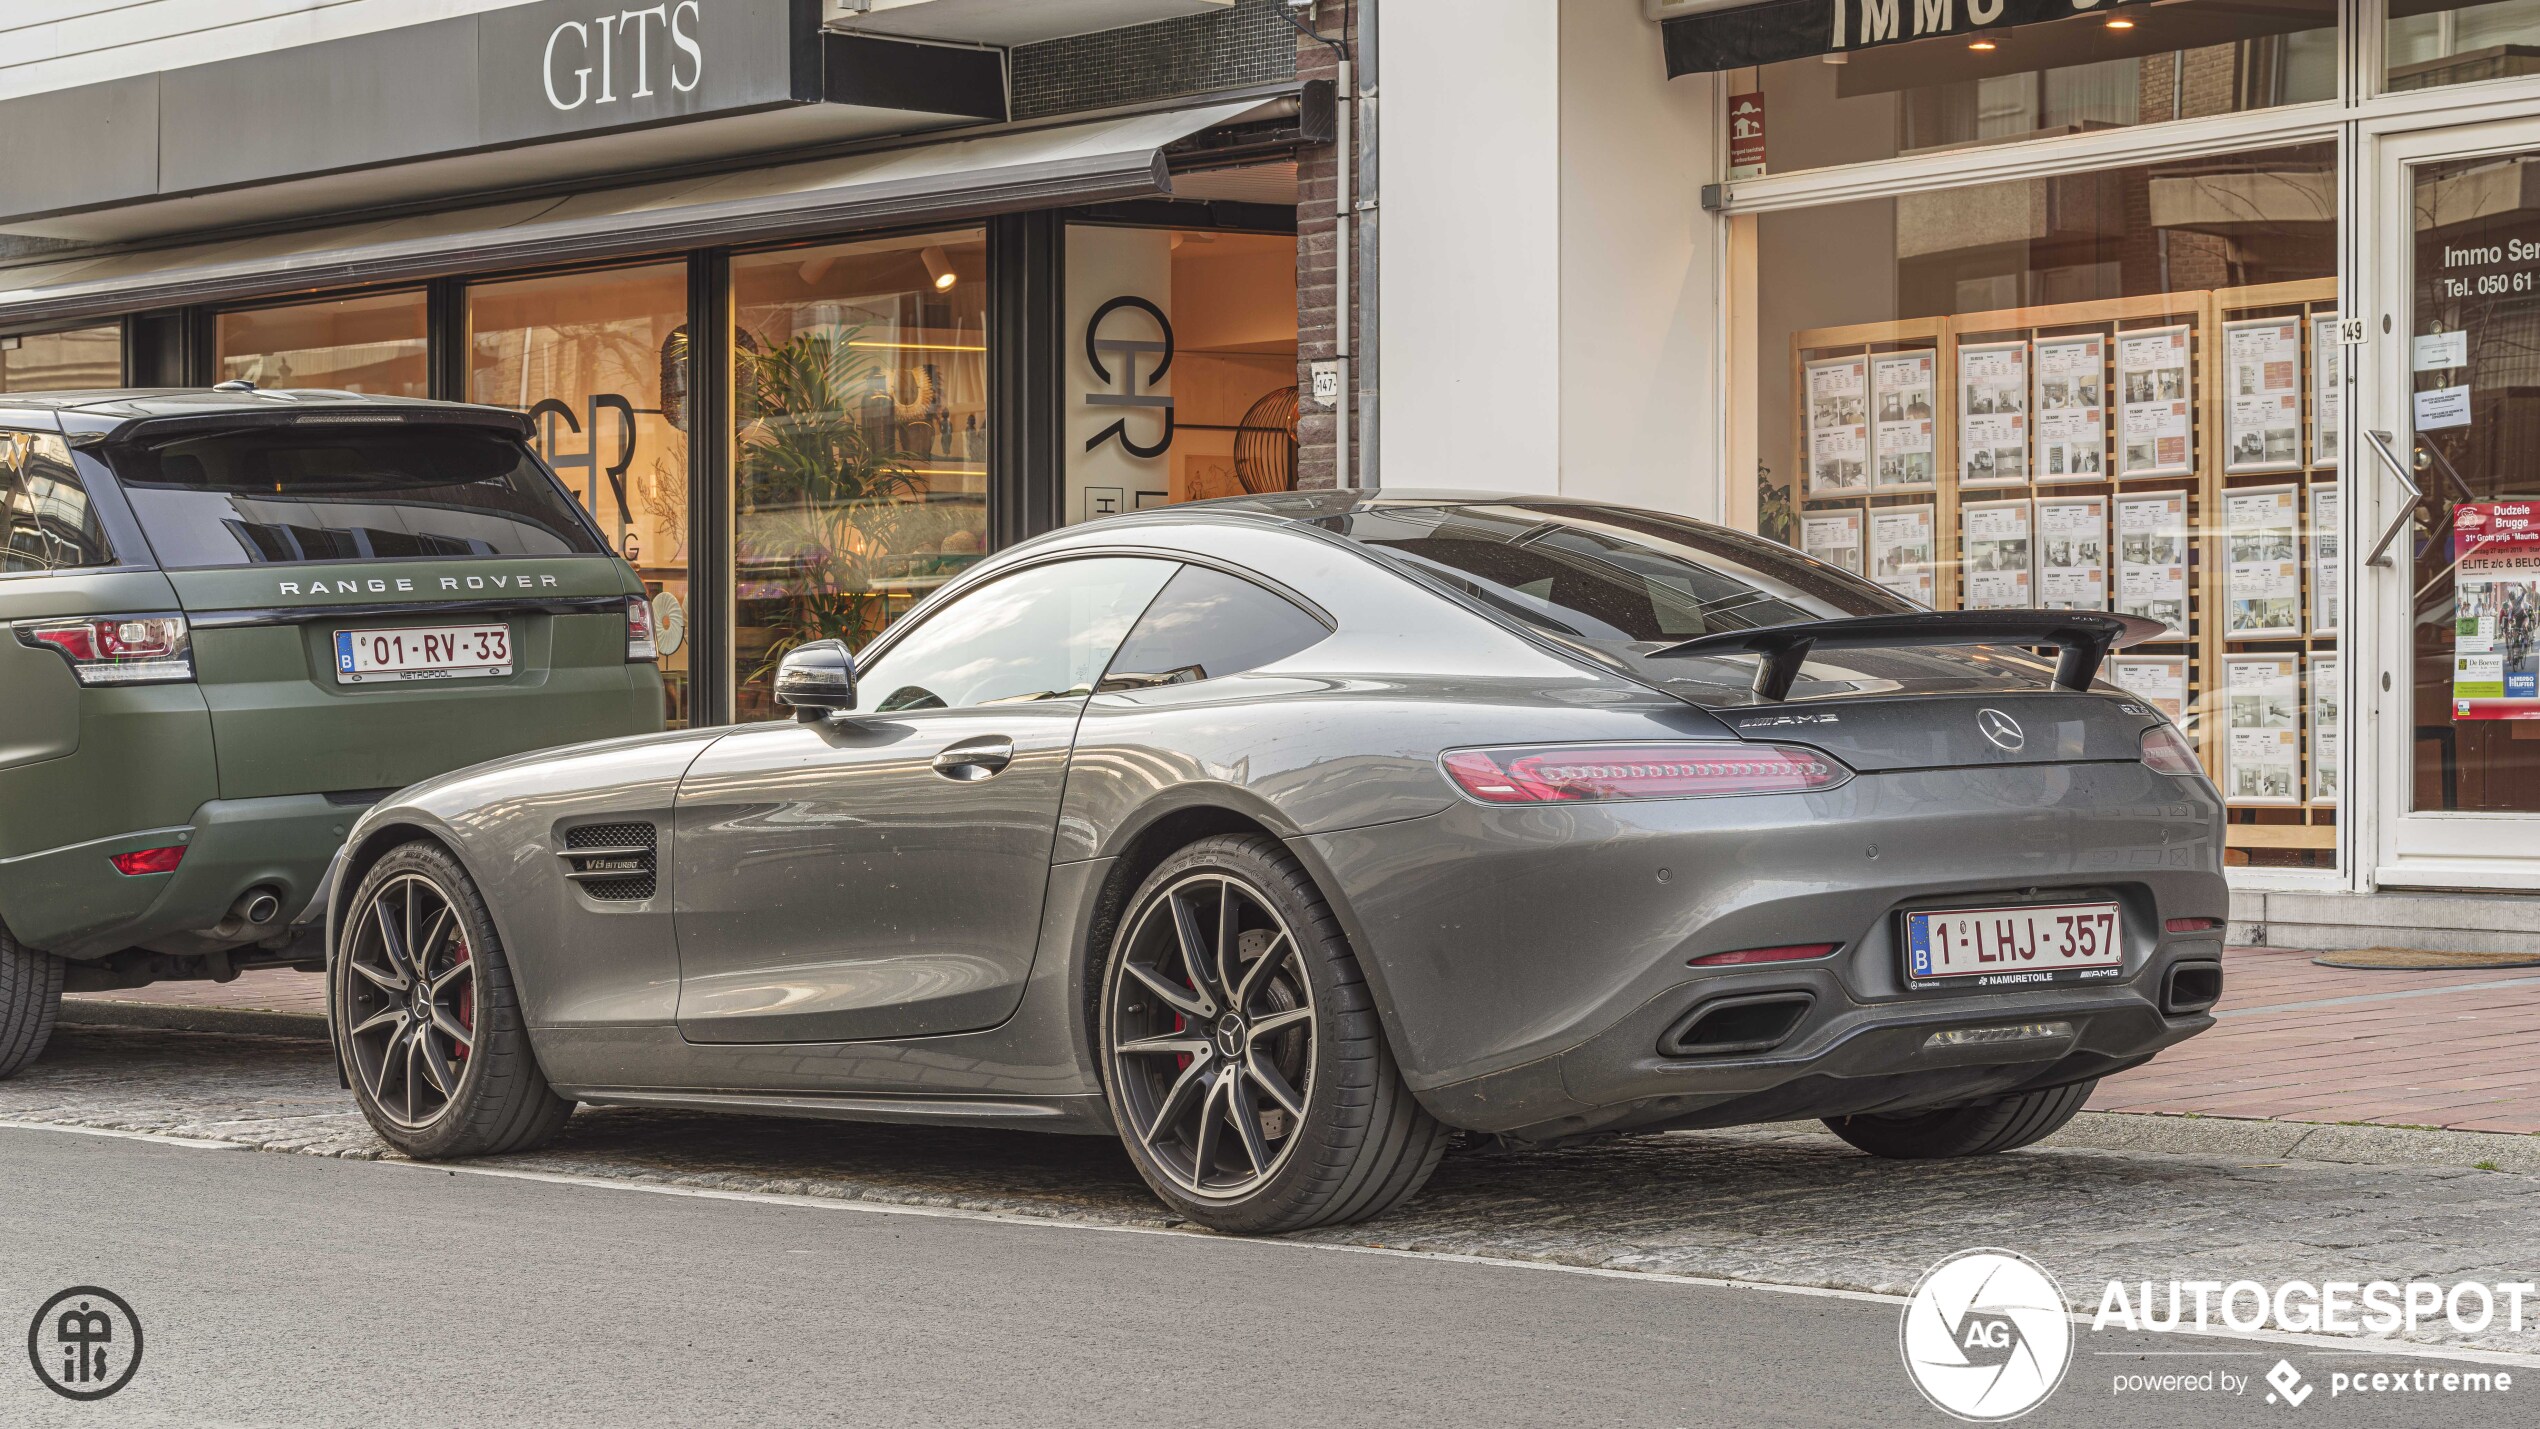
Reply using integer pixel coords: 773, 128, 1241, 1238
1440, 744, 1851, 803
109, 845, 187, 876
2140, 724, 2204, 777
2164, 917, 2220, 934
625, 596, 659, 662
1689, 943, 1841, 967
16, 615, 194, 685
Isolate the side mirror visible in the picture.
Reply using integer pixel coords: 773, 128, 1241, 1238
774, 639, 857, 721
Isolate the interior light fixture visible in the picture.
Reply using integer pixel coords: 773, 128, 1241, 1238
1968, 37, 1998, 50
922, 245, 957, 291
2105, 15, 2136, 27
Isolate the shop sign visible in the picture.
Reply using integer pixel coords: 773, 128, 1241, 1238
1728, 93, 1766, 180
1665, 0, 2155, 75
483, 0, 809, 141
2453, 502, 2540, 720
1083, 296, 1178, 460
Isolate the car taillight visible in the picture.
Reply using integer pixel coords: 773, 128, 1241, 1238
1689, 943, 1841, 967
15, 615, 194, 685
626, 596, 659, 662
2164, 917, 2220, 934
2141, 724, 2204, 777
109, 845, 186, 876
1439, 743, 1851, 803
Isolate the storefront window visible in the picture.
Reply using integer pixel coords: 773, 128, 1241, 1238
2389, 0, 2540, 89
1737, 142, 2340, 866
1721, 0, 2336, 176
728, 230, 988, 721
466, 262, 693, 727
215, 291, 427, 395
0, 324, 121, 393
1064, 225, 1299, 524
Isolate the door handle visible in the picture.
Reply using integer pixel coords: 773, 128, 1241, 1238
931, 737, 1015, 781
2362, 428, 2425, 568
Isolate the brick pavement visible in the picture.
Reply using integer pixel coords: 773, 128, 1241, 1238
64, 947, 2540, 1133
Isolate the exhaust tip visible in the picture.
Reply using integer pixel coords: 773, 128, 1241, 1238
1659, 991, 1814, 1058
2162, 960, 2224, 1015
238, 890, 282, 926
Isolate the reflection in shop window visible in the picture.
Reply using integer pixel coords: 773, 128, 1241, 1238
467, 262, 692, 727
2389, 0, 2540, 89
728, 230, 989, 722
216, 291, 428, 396
1736, 143, 2340, 868
0, 324, 121, 394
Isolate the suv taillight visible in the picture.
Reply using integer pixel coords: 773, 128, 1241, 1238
625, 596, 659, 663
1440, 743, 1852, 803
16, 614, 194, 685
2141, 724, 2204, 777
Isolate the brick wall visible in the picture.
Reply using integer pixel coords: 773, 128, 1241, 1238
1011, 0, 1298, 120
1293, 4, 1348, 491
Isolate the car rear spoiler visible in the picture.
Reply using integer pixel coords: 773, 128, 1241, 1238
1648, 611, 2169, 703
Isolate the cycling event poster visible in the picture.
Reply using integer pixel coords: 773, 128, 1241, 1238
2454, 501, 2540, 719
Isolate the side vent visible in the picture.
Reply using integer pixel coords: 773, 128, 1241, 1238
561, 822, 657, 901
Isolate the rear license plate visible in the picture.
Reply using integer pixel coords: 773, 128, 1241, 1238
1903, 901, 2124, 988
333, 624, 512, 684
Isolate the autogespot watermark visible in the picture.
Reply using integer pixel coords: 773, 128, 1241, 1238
1901, 1251, 2526, 1418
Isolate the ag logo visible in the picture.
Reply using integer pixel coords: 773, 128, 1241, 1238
1900, 1249, 2071, 1421
28, 1286, 143, 1401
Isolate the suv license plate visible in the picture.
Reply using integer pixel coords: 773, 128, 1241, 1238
1904, 901, 2123, 988
333, 624, 512, 684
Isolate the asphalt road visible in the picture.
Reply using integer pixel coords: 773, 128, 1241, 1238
2, 1127, 2530, 1429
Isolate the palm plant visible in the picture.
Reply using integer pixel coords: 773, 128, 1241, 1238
735, 328, 928, 685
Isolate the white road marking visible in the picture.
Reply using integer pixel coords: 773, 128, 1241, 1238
10, 1117, 2538, 1369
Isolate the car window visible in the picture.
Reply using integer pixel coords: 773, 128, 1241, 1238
1307, 501, 1904, 647
1098, 565, 1329, 691
859, 557, 1178, 713
2, 431, 114, 574
102, 425, 607, 568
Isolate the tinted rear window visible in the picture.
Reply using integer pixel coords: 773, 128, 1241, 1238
1307, 501, 1904, 647
105, 425, 607, 568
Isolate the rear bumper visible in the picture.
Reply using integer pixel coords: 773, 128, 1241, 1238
1295, 759, 2228, 1137
0, 794, 360, 959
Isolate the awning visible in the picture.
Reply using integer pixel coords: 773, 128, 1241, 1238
0, 98, 1271, 332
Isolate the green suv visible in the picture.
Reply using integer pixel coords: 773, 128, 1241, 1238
0, 389, 664, 1074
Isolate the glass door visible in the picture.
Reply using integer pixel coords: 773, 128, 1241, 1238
2369, 118, 2540, 886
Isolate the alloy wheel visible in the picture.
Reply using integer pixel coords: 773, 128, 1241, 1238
341, 871, 477, 1130
1107, 873, 1316, 1201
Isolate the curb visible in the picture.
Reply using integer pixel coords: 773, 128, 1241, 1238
59, 998, 328, 1041
2047, 1110, 2540, 1174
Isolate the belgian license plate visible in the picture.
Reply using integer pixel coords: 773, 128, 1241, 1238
333, 624, 512, 684
1904, 901, 2124, 988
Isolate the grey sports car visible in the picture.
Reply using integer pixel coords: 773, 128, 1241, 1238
325, 491, 2226, 1233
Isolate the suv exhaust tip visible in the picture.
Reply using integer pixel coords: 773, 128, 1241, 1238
1660, 991, 1814, 1058
232, 889, 282, 928
2162, 960, 2224, 1016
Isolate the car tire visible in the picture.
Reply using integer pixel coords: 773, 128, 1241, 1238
1822, 1079, 2097, 1159
0, 923, 64, 1080
1098, 833, 1449, 1234
332, 840, 573, 1160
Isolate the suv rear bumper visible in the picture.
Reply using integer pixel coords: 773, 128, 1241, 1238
0, 794, 359, 959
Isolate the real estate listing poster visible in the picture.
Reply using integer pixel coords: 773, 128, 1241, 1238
1872, 351, 1938, 492
1960, 499, 2033, 610
2116, 325, 2193, 477
2034, 495, 2108, 610
1957, 341, 2029, 487
2311, 482, 2341, 636
2110, 655, 2189, 727
2114, 491, 2191, 637
2223, 485, 2302, 637
1805, 356, 1868, 496
2225, 654, 2302, 805
1800, 508, 1865, 575
2222, 318, 2304, 474
1868, 504, 1936, 606
2311, 313, 2341, 469
2452, 500, 2540, 720
2031, 334, 2106, 483
2311, 655, 2341, 806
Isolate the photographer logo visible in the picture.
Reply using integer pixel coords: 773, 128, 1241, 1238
27, 1286, 143, 1401
1901, 1249, 2072, 1421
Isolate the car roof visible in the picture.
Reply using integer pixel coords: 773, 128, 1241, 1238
0, 388, 533, 439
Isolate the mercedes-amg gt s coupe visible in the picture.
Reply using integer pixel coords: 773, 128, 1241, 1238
325, 491, 2226, 1233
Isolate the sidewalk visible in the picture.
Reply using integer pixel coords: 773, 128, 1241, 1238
62, 947, 2540, 1134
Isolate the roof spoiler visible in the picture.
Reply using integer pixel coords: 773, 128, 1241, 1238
1648, 611, 2169, 703
103, 403, 535, 444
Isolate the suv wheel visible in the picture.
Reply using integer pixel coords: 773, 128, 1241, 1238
0, 923, 64, 1079
1823, 1079, 2097, 1159
333, 841, 572, 1159
1098, 834, 1449, 1234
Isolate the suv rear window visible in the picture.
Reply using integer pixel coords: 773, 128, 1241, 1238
105, 424, 607, 568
